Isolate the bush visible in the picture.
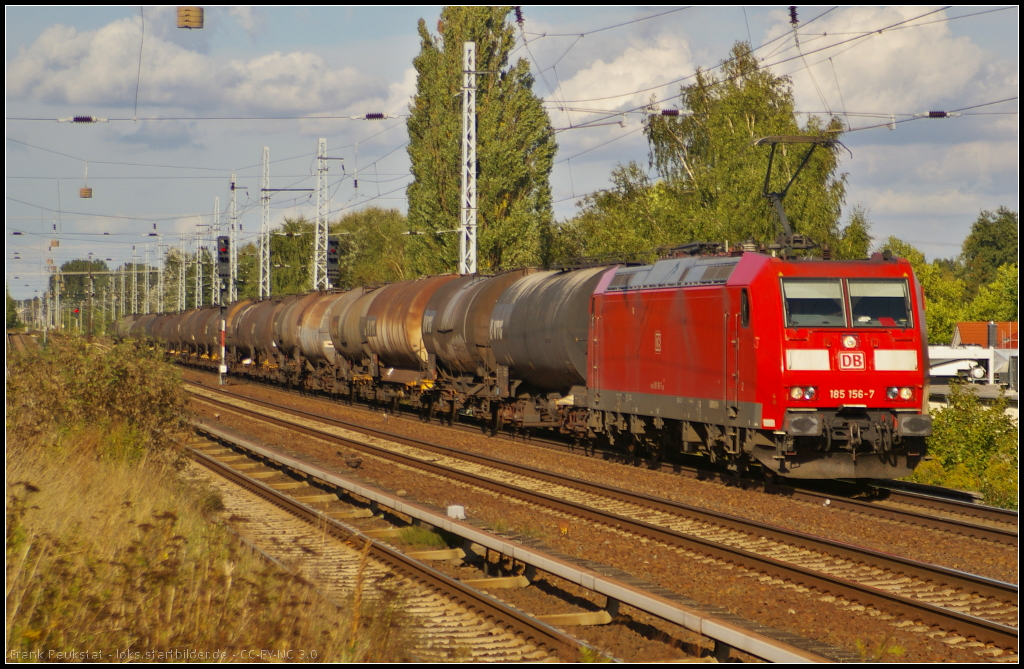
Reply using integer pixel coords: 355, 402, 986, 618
6, 337, 190, 459
910, 382, 1018, 509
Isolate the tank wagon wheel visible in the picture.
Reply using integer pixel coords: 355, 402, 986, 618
488, 403, 501, 437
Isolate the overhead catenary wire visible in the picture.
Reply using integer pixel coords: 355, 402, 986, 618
526, 8, 1011, 142
540, 5, 966, 106
134, 7, 145, 122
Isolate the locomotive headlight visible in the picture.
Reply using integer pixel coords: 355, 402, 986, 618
789, 386, 817, 400
842, 335, 858, 349
899, 387, 914, 400
886, 387, 899, 400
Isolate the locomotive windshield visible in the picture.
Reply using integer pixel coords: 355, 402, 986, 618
782, 279, 845, 327
781, 278, 912, 328
849, 279, 911, 328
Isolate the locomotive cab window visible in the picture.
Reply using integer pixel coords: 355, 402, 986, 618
781, 279, 845, 327
848, 279, 911, 328
740, 289, 750, 327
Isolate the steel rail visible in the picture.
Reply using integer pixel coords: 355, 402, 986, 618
187, 437, 583, 661
188, 385, 1018, 651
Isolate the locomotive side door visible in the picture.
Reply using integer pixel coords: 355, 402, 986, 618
725, 302, 737, 411
589, 295, 601, 395
726, 287, 755, 414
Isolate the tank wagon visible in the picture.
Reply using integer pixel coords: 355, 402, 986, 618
122, 248, 931, 479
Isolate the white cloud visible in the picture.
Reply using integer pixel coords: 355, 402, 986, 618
762, 7, 1010, 118
229, 7, 268, 40
6, 17, 388, 118
555, 33, 695, 112
854, 141, 1018, 189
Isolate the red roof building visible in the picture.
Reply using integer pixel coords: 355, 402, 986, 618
951, 321, 1019, 349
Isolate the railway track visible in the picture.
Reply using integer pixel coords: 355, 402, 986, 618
184, 431, 582, 662
195, 370, 1017, 546
186, 380, 1018, 658
187, 417, 856, 663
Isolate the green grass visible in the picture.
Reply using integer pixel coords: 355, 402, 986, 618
397, 525, 449, 548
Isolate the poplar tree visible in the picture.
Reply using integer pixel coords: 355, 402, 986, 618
406, 6, 556, 275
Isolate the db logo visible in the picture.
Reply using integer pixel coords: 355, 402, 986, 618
838, 351, 865, 370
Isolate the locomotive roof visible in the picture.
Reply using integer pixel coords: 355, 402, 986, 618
605, 255, 740, 291
602, 251, 915, 293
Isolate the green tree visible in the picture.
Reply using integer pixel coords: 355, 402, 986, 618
269, 218, 314, 296
561, 163, 678, 263
562, 42, 870, 263
646, 42, 848, 247
960, 207, 1018, 296
7, 285, 23, 329
967, 264, 1018, 323
880, 236, 966, 344
236, 243, 258, 301
53, 259, 110, 303
406, 6, 557, 274
331, 207, 410, 288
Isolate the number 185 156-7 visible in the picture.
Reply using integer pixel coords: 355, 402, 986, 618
830, 389, 874, 400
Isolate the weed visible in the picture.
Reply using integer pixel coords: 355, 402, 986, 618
397, 525, 448, 548
854, 630, 906, 661
518, 524, 547, 540
580, 646, 613, 662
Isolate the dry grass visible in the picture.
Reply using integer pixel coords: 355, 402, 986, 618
6, 337, 418, 662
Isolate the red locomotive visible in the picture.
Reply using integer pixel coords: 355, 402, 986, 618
585, 248, 930, 479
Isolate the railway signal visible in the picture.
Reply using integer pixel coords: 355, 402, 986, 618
217, 236, 231, 279
326, 236, 341, 285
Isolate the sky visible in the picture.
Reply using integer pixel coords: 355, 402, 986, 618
5, 6, 1019, 301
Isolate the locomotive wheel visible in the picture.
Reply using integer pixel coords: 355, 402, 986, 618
647, 442, 664, 464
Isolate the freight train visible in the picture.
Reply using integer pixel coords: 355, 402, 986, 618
117, 245, 932, 480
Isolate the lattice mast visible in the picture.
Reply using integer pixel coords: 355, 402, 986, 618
459, 41, 478, 275
313, 137, 329, 290
258, 147, 271, 298
229, 172, 239, 302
